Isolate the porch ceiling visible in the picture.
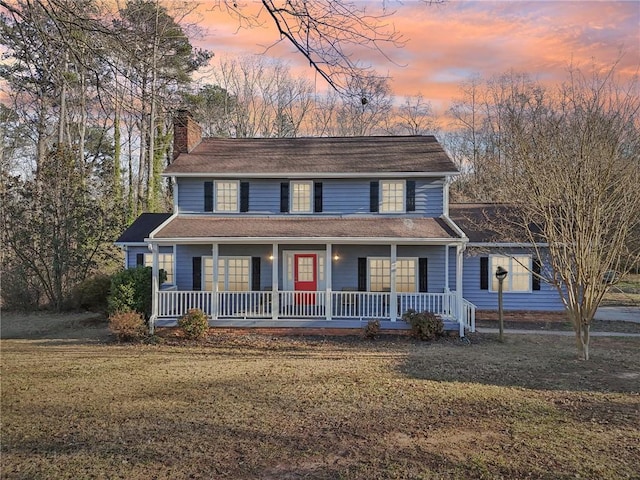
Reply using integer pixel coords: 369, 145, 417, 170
152, 216, 462, 242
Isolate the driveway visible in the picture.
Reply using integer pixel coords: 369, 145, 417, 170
594, 306, 640, 323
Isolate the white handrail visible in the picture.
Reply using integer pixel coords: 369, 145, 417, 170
158, 290, 474, 327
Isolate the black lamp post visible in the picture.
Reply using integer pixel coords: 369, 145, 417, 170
495, 266, 508, 342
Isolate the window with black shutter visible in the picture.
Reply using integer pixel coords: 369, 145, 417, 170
419, 258, 428, 292
532, 258, 541, 291
204, 181, 213, 212
240, 182, 250, 212
280, 182, 289, 213
314, 182, 323, 213
192, 257, 202, 290
406, 180, 416, 212
251, 257, 261, 291
136, 253, 145, 266
358, 258, 367, 291
370, 181, 379, 212
480, 257, 489, 290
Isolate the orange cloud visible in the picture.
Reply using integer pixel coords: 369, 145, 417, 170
190, 1, 639, 113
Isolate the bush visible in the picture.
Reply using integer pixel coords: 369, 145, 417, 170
0, 260, 42, 310
109, 311, 147, 341
107, 266, 165, 319
72, 274, 112, 312
363, 319, 381, 339
178, 308, 209, 339
402, 309, 444, 341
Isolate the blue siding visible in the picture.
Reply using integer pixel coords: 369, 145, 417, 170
170, 243, 450, 293
175, 244, 274, 290
462, 247, 565, 311
177, 178, 204, 213
176, 178, 445, 216
126, 247, 148, 269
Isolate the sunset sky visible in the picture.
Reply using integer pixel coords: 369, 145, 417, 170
192, 0, 639, 112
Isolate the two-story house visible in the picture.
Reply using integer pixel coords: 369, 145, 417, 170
116, 111, 565, 335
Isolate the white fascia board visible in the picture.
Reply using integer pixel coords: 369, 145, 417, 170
145, 237, 461, 245
148, 212, 178, 240
440, 214, 469, 242
162, 171, 460, 179
467, 242, 549, 248
114, 241, 149, 247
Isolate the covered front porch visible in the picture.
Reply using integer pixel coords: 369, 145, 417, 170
148, 239, 476, 335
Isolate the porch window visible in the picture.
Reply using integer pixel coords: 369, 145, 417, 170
290, 181, 313, 213
203, 256, 250, 291
368, 258, 417, 292
215, 181, 239, 212
380, 180, 405, 213
490, 255, 531, 292
144, 253, 174, 284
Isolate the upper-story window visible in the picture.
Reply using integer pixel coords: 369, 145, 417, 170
370, 180, 415, 213
290, 181, 313, 213
215, 181, 239, 212
380, 180, 405, 213
280, 182, 322, 213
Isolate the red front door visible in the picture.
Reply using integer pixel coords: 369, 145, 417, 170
294, 254, 317, 305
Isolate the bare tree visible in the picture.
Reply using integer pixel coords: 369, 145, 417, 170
494, 66, 640, 360
210, 0, 419, 94
387, 94, 438, 135
336, 73, 393, 136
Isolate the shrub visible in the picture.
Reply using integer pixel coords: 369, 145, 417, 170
109, 311, 147, 341
72, 274, 112, 312
402, 309, 444, 341
0, 261, 42, 310
178, 308, 209, 339
363, 319, 381, 339
107, 266, 165, 319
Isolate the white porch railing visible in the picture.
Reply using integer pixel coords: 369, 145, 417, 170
332, 291, 390, 318
218, 291, 272, 318
461, 299, 476, 332
158, 290, 213, 317
158, 290, 469, 324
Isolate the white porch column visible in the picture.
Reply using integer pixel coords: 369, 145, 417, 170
325, 244, 332, 320
271, 243, 279, 320
456, 244, 464, 337
444, 245, 450, 292
390, 243, 397, 322
212, 243, 219, 320
150, 243, 159, 334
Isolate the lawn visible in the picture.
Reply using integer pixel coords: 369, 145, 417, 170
1, 315, 639, 479
603, 273, 640, 306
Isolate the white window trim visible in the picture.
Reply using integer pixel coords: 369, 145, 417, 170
290, 180, 314, 214
214, 180, 240, 213
379, 179, 406, 214
202, 255, 251, 291
489, 254, 532, 293
367, 257, 418, 292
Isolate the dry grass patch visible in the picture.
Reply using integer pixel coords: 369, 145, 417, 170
2, 331, 639, 479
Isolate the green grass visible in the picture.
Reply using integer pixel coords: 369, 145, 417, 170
2, 331, 639, 479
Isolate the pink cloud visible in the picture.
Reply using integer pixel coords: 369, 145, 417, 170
191, 1, 639, 112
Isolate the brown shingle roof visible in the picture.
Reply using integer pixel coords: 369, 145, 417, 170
449, 203, 540, 243
164, 136, 458, 176
153, 216, 461, 241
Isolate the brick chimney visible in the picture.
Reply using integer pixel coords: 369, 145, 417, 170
173, 110, 202, 160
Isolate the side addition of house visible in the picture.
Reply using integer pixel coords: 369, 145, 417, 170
116, 111, 565, 335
